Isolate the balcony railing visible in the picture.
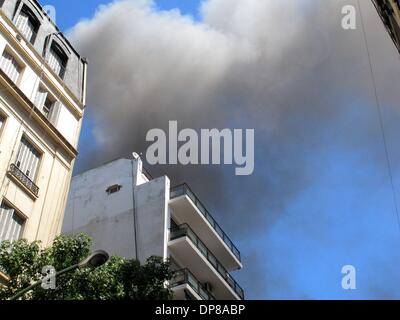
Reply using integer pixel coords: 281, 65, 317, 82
170, 184, 241, 262
170, 224, 244, 300
171, 268, 215, 300
9, 164, 39, 196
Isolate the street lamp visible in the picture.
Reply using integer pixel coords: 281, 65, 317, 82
10, 250, 109, 300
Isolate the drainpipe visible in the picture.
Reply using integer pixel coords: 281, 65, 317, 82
131, 152, 142, 260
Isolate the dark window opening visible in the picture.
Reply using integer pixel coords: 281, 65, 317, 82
15, 5, 40, 44
106, 184, 122, 195
48, 42, 68, 79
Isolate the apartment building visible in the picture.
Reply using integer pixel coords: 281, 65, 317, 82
63, 155, 244, 300
0, 0, 87, 253
372, 0, 400, 53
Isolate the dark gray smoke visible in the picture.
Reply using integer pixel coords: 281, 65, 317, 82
69, 0, 400, 298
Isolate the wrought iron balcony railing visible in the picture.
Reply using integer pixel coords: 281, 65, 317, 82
170, 268, 216, 300
170, 223, 244, 300
9, 164, 39, 196
170, 184, 241, 262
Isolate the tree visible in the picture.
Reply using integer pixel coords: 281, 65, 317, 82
0, 234, 173, 300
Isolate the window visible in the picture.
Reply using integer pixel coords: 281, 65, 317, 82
34, 87, 55, 119
0, 115, 4, 130
48, 44, 67, 78
15, 137, 41, 181
0, 202, 24, 242
0, 51, 22, 83
106, 184, 122, 195
15, 7, 39, 44
0, 114, 6, 143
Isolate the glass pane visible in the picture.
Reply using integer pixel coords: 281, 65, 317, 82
197, 202, 207, 217
215, 224, 224, 239
187, 273, 198, 290
208, 254, 217, 268
186, 188, 196, 203
197, 241, 207, 256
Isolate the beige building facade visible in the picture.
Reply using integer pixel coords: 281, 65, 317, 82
0, 0, 87, 255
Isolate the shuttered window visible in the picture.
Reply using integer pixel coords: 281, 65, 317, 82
0, 51, 22, 83
34, 87, 47, 111
43, 98, 54, 118
15, 10, 35, 43
34, 87, 55, 119
15, 137, 41, 181
48, 48, 64, 77
0, 203, 24, 242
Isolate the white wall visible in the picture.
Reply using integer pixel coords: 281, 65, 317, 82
63, 158, 170, 262
54, 104, 78, 144
63, 159, 136, 257
135, 175, 170, 262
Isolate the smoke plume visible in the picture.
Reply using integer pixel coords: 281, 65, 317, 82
69, 0, 400, 298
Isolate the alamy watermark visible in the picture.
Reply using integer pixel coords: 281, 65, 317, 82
145, 121, 255, 176
41, 265, 56, 290
341, 265, 356, 290
341, 5, 357, 30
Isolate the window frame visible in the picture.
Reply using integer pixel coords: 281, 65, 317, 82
47, 42, 68, 79
34, 84, 57, 121
0, 108, 8, 144
0, 47, 25, 85
14, 5, 41, 45
0, 199, 26, 243
14, 134, 43, 184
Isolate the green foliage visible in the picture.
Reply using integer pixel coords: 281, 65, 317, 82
0, 234, 172, 300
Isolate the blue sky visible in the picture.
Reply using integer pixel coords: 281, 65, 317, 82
38, 0, 400, 299
40, 0, 202, 30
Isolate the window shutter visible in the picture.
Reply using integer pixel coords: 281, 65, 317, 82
15, 137, 40, 180
15, 11, 35, 43
48, 49, 63, 76
34, 88, 48, 111
0, 51, 22, 83
0, 203, 23, 242
48, 101, 61, 125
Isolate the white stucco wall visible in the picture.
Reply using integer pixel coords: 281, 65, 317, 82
135, 175, 170, 262
63, 159, 135, 257
63, 158, 170, 262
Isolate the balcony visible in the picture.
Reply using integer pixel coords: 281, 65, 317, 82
170, 184, 242, 271
8, 164, 39, 197
169, 224, 244, 300
170, 268, 215, 300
